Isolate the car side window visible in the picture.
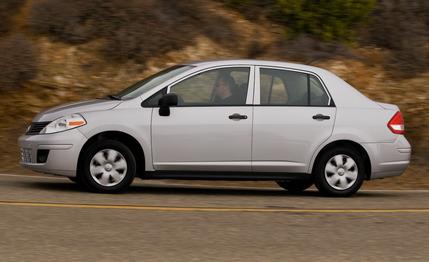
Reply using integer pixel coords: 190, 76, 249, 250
260, 68, 329, 106
260, 74, 288, 105
170, 67, 250, 106
260, 68, 308, 106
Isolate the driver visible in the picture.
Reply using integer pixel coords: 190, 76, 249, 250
213, 73, 237, 105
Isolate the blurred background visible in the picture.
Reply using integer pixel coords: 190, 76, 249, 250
0, 0, 427, 188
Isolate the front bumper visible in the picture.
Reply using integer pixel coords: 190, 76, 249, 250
363, 135, 411, 180
18, 129, 88, 177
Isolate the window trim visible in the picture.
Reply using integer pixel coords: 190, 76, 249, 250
255, 66, 334, 107
165, 65, 255, 107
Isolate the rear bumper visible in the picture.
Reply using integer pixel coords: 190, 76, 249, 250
18, 129, 87, 177
363, 135, 411, 180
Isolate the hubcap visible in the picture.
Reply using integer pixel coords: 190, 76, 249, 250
104, 163, 113, 171
324, 154, 358, 190
89, 149, 128, 187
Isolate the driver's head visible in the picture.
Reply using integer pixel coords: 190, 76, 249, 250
214, 73, 235, 98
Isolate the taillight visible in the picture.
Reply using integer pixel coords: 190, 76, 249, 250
387, 111, 404, 134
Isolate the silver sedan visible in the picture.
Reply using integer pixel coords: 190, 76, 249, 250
19, 60, 411, 196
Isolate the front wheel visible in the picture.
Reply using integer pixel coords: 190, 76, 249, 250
79, 139, 136, 193
313, 147, 365, 197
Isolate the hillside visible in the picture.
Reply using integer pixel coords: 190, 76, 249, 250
0, 0, 427, 188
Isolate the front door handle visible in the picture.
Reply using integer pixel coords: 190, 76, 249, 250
312, 114, 330, 120
229, 113, 248, 120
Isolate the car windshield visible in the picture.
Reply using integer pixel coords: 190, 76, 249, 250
113, 65, 194, 100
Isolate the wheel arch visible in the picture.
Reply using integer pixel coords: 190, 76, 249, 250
310, 140, 372, 180
77, 131, 146, 178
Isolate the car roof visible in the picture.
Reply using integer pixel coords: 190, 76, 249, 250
187, 59, 325, 74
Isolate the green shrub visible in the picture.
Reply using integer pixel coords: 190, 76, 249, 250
224, 0, 375, 42
273, 0, 376, 41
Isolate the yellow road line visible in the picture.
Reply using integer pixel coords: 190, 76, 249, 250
0, 200, 429, 213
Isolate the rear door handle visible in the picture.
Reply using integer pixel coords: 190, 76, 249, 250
312, 114, 330, 120
229, 113, 248, 120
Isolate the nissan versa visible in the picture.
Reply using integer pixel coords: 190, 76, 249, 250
18, 60, 411, 196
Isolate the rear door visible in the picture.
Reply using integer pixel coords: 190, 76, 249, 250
252, 66, 336, 173
151, 66, 254, 171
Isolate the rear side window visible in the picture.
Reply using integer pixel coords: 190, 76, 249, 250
259, 68, 330, 106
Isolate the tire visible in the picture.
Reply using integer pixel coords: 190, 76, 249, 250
78, 139, 136, 193
313, 147, 365, 197
276, 179, 313, 193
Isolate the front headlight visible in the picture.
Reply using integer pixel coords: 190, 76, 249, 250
40, 114, 87, 134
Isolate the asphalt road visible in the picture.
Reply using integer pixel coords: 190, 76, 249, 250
0, 173, 428, 262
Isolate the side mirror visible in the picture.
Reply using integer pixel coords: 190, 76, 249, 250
158, 93, 178, 116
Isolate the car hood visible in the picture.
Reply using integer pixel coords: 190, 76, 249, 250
33, 99, 122, 122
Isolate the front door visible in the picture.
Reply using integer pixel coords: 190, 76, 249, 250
151, 66, 254, 171
252, 67, 336, 173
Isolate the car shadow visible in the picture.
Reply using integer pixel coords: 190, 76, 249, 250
17, 179, 397, 198
129, 184, 398, 198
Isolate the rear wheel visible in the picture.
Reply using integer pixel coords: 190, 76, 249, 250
79, 139, 136, 193
314, 147, 365, 197
276, 179, 313, 193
